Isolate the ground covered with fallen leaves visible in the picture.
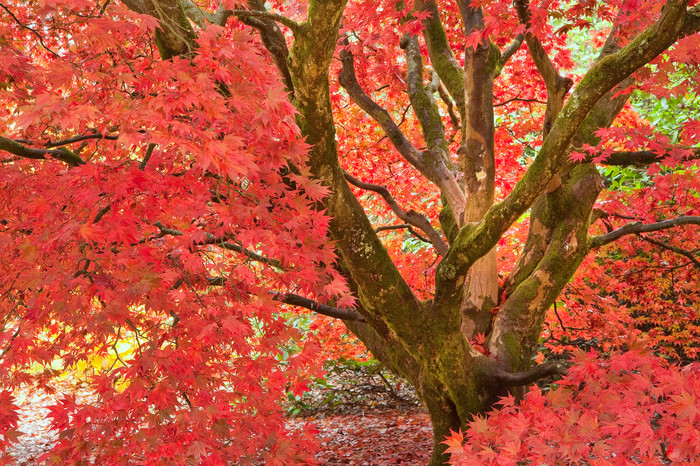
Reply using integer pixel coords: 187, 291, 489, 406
6, 362, 433, 464
288, 412, 433, 465
287, 360, 433, 464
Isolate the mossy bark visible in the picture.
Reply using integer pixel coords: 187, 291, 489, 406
286, 3, 691, 460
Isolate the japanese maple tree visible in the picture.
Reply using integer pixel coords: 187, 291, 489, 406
1, 0, 699, 464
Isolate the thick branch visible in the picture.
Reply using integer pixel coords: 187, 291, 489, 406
414, 0, 465, 117
442, 1, 692, 294
514, 0, 573, 136
234, 2, 294, 97
338, 48, 425, 170
681, 5, 700, 36
494, 361, 568, 386
400, 34, 467, 225
121, 0, 145, 14
344, 172, 448, 256
180, 0, 232, 27
488, 164, 602, 368
273, 292, 366, 322
496, 34, 524, 75
590, 216, 700, 248
401, 34, 449, 156
234, 9, 300, 33
140, 0, 197, 59
595, 146, 700, 166
288, 0, 428, 347
513, 0, 569, 91
0, 135, 86, 166
501, 29, 629, 300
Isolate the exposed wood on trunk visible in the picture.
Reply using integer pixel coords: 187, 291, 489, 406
455, 3, 499, 340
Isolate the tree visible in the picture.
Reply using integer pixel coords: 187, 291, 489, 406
0, 0, 698, 464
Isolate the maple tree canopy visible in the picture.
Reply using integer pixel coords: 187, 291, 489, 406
0, 0, 699, 464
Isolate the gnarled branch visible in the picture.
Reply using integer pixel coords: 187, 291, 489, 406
0, 135, 86, 166
344, 171, 448, 255
338, 45, 466, 226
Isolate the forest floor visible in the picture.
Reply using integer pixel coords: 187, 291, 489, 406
6, 362, 433, 465
286, 360, 433, 464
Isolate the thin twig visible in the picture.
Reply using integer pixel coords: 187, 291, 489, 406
637, 233, 700, 269
0, 3, 61, 58
154, 222, 282, 268
494, 96, 546, 107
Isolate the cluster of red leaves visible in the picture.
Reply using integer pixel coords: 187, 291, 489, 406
0, 1, 348, 463
444, 346, 700, 464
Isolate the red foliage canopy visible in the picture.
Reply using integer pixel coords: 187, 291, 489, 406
0, 1, 347, 462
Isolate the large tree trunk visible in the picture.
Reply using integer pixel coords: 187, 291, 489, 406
280, 1, 692, 463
